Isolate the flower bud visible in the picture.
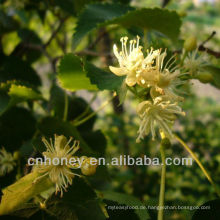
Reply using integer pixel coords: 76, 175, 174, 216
196, 73, 213, 83
13, 151, 20, 160
81, 157, 98, 176
184, 36, 197, 52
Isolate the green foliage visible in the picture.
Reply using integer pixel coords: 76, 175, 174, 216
203, 65, 220, 88
0, 56, 41, 86
0, 171, 53, 216
85, 62, 125, 91
101, 191, 150, 220
17, 28, 43, 63
0, 10, 19, 34
192, 199, 220, 219
8, 84, 42, 106
73, 3, 181, 49
57, 54, 97, 91
46, 178, 106, 220
73, 3, 133, 49
0, 107, 36, 151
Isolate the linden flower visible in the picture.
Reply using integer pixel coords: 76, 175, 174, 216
184, 50, 207, 76
138, 50, 186, 101
109, 36, 144, 86
0, 148, 16, 176
34, 135, 80, 197
136, 97, 185, 142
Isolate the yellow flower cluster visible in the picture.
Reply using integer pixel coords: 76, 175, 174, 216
110, 36, 186, 141
33, 135, 98, 197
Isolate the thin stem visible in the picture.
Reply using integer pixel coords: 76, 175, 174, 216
73, 93, 98, 122
73, 93, 116, 127
180, 50, 188, 67
174, 134, 220, 197
63, 93, 68, 121
158, 141, 166, 220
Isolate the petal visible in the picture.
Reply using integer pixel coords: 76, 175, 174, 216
109, 66, 126, 76
137, 101, 151, 115
125, 74, 136, 86
113, 44, 121, 60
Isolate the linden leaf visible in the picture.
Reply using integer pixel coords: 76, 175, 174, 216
73, 3, 181, 49
0, 171, 53, 216
0, 56, 41, 86
85, 62, 125, 91
57, 54, 98, 91
8, 84, 43, 106
0, 107, 36, 151
73, 3, 133, 49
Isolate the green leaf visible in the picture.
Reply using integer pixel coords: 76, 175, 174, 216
8, 84, 43, 106
192, 199, 220, 220
85, 62, 125, 91
203, 65, 220, 88
0, 56, 41, 86
49, 85, 96, 127
100, 191, 150, 220
73, 3, 133, 49
16, 28, 43, 63
46, 178, 106, 220
80, 130, 106, 156
113, 7, 181, 40
0, 10, 19, 34
0, 171, 53, 216
0, 107, 36, 152
0, 90, 10, 115
57, 54, 97, 91
54, 0, 98, 15
73, 3, 181, 49
0, 82, 42, 115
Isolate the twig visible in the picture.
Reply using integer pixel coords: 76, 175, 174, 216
198, 31, 220, 58
76, 49, 111, 57
87, 29, 106, 50
200, 31, 216, 46
43, 16, 68, 49
198, 45, 220, 58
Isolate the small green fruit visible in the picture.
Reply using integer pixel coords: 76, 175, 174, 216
197, 73, 213, 83
184, 36, 197, 52
13, 151, 20, 160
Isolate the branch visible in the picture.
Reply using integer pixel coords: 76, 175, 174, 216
87, 29, 106, 50
43, 16, 68, 48
200, 31, 216, 45
198, 31, 220, 58
198, 45, 220, 58
76, 49, 111, 57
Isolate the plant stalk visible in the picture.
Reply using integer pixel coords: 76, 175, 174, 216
174, 134, 220, 197
158, 142, 166, 220
63, 93, 68, 121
